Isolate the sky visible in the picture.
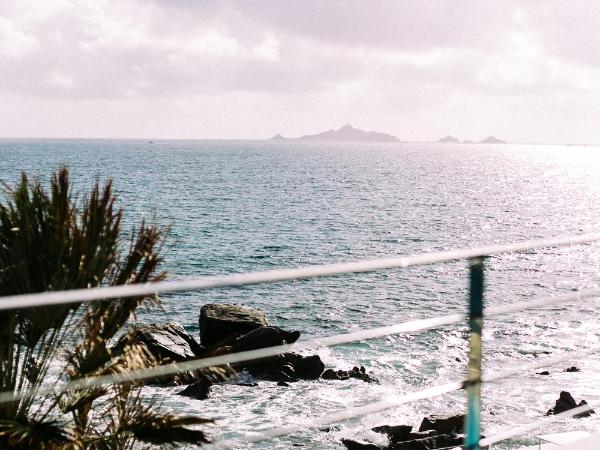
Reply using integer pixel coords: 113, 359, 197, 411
1, 0, 599, 143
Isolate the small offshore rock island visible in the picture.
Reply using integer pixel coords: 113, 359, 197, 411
270, 127, 508, 144
437, 135, 508, 144
270, 124, 401, 143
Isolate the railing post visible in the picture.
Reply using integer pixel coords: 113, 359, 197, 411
465, 257, 484, 450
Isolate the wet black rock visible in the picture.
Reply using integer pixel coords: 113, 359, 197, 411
341, 438, 381, 450
387, 434, 453, 450
240, 353, 325, 382
537, 371, 550, 375
347, 415, 467, 450
405, 430, 438, 440
239, 354, 296, 382
322, 366, 378, 383
371, 424, 412, 443
199, 303, 268, 347
565, 366, 581, 372
114, 322, 204, 363
546, 391, 594, 417
177, 377, 212, 400
418, 414, 464, 435
231, 326, 301, 352
277, 381, 290, 387
294, 355, 325, 379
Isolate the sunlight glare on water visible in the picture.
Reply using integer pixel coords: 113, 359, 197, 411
1, 140, 600, 448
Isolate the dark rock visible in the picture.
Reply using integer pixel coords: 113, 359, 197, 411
114, 322, 205, 363
322, 368, 348, 380
294, 355, 325, 379
565, 366, 581, 372
546, 391, 594, 417
177, 376, 212, 400
239, 352, 324, 381
407, 430, 439, 441
241, 353, 299, 382
277, 381, 290, 387
418, 414, 464, 435
387, 434, 454, 450
231, 326, 301, 352
199, 303, 268, 347
111, 323, 217, 386
371, 424, 412, 443
547, 391, 577, 415
449, 434, 465, 446
405, 431, 438, 440
341, 438, 381, 450
388, 434, 452, 450
537, 371, 550, 375
321, 366, 378, 383
235, 382, 258, 387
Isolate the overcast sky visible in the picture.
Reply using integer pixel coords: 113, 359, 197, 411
1, 1, 599, 142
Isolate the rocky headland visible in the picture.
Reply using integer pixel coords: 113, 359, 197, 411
114, 303, 377, 400
270, 124, 401, 143
113, 305, 591, 448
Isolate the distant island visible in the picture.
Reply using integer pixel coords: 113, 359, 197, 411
478, 136, 507, 144
436, 135, 507, 144
438, 135, 460, 143
270, 124, 401, 143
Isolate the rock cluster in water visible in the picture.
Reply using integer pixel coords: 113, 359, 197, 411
342, 414, 466, 450
113, 303, 377, 400
546, 391, 594, 417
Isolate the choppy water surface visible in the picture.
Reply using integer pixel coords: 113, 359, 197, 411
1, 140, 600, 448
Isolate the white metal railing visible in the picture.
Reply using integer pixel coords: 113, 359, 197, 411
1, 233, 600, 449
1, 233, 599, 312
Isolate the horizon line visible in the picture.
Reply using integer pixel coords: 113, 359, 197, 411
0, 136, 598, 146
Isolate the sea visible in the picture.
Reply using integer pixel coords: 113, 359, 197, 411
1, 139, 600, 448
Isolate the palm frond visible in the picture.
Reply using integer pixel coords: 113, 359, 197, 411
60, 387, 108, 414
121, 412, 213, 446
0, 417, 71, 449
0, 167, 218, 450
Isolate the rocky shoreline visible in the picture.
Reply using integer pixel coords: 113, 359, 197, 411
342, 414, 466, 450
114, 303, 378, 398
113, 303, 595, 449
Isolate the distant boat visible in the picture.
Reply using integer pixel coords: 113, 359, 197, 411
269, 124, 401, 143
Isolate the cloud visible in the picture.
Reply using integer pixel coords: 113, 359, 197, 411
0, 0, 599, 141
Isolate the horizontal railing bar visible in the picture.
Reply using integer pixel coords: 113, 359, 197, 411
0, 289, 596, 405
210, 346, 600, 448
479, 401, 599, 446
0, 315, 466, 405
0, 233, 599, 311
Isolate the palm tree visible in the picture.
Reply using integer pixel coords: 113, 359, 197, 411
0, 168, 210, 449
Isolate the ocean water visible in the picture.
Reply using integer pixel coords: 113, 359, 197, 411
1, 139, 600, 448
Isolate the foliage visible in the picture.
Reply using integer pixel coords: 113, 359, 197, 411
0, 168, 210, 449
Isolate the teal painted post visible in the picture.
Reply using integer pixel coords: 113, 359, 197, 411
465, 257, 484, 450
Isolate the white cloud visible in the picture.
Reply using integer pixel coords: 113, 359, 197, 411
0, 0, 600, 142
0, 16, 38, 57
